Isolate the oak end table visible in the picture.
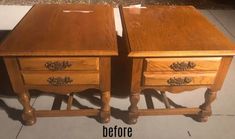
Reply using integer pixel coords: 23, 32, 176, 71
0, 4, 117, 125
120, 6, 235, 124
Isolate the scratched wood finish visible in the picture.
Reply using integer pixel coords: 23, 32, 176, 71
145, 57, 221, 72
143, 71, 217, 86
0, 4, 118, 56
4, 57, 36, 125
99, 57, 111, 123
211, 57, 233, 91
19, 57, 99, 71
22, 71, 99, 85
24, 85, 99, 95
0, 5, 117, 125
120, 5, 235, 124
121, 6, 235, 57
138, 108, 201, 116
128, 58, 143, 124
3, 57, 25, 93
146, 85, 210, 94
36, 109, 100, 117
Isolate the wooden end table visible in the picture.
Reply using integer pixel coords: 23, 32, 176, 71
0, 4, 117, 125
120, 6, 235, 124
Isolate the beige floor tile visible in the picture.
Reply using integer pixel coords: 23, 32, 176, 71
0, 111, 22, 139
200, 10, 235, 41
17, 117, 102, 139
188, 116, 235, 139
209, 10, 235, 40
0, 96, 36, 139
131, 116, 192, 139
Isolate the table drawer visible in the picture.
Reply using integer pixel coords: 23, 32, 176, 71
18, 57, 99, 71
143, 71, 216, 86
22, 71, 99, 86
145, 57, 221, 72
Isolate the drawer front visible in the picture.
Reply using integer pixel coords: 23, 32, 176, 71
22, 71, 99, 85
143, 71, 216, 86
18, 57, 99, 71
145, 57, 221, 72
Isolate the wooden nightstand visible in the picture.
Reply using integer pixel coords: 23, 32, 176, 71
120, 6, 235, 124
0, 4, 117, 125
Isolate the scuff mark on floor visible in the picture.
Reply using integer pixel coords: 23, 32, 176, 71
187, 130, 192, 137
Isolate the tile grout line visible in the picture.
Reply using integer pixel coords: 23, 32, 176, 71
15, 125, 23, 139
15, 95, 38, 139
208, 10, 235, 40
213, 114, 235, 116
31, 95, 39, 109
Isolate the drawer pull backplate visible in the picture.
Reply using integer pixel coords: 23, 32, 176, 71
45, 61, 72, 71
47, 76, 73, 86
167, 77, 192, 86
170, 61, 196, 71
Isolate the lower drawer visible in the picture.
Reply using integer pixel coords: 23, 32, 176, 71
22, 71, 99, 86
143, 71, 217, 86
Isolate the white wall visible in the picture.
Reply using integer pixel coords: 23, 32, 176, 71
0, 5, 32, 30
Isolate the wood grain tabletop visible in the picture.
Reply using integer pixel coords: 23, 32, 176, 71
0, 4, 118, 56
121, 6, 235, 57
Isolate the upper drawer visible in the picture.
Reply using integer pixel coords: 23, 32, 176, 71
18, 57, 99, 71
145, 57, 221, 72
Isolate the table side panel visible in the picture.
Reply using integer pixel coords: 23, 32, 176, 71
3, 57, 26, 93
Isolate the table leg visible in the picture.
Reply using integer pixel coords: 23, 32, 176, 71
100, 91, 110, 123
128, 92, 140, 124
128, 58, 143, 124
18, 91, 36, 125
198, 89, 217, 122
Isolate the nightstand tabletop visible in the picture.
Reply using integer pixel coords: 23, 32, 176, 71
121, 6, 235, 57
0, 4, 118, 56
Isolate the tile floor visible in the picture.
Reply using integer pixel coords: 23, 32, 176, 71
0, 6, 235, 139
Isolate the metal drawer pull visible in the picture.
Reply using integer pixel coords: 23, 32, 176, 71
47, 76, 73, 86
170, 61, 196, 71
167, 77, 192, 86
45, 61, 72, 71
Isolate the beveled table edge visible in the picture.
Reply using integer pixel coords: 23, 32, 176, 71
128, 50, 235, 57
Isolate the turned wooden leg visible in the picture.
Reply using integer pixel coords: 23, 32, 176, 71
198, 89, 217, 122
100, 91, 110, 123
18, 91, 36, 125
128, 92, 140, 124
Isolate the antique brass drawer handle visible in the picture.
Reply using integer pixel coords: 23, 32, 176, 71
45, 61, 72, 71
47, 76, 73, 86
170, 61, 196, 71
167, 77, 192, 86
